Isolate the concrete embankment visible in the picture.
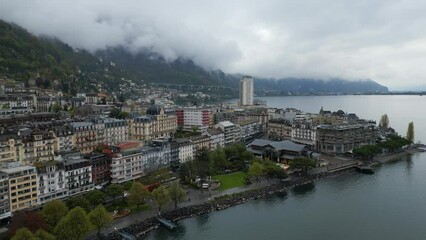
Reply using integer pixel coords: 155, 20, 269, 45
104, 169, 353, 240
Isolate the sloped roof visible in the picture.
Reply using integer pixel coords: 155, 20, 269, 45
249, 139, 306, 152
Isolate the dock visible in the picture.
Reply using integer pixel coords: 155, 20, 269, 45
355, 166, 375, 174
157, 216, 177, 230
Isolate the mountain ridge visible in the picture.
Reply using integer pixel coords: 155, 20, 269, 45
0, 19, 389, 96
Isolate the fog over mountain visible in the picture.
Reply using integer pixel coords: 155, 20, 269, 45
2, 0, 426, 90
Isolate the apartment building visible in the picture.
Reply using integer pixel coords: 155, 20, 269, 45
18, 128, 55, 164
176, 107, 212, 132
316, 123, 379, 154
214, 121, 240, 146
202, 128, 225, 150
291, 121, 317, 149
51, 126, 74, 153
0, 161, 38, 212
35, 161, 68, 204
84, 153, 111, 185
69, 122, 98, 154
0, 134, 20, 163
268, 118, 292, 140
0, 172, 10, 220
63, 155, 94, 196
129, 105, 177, 141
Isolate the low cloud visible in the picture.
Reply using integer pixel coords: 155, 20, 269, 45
1, 0, 426, 90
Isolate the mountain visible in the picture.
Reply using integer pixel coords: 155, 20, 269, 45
0, 19, 389, 96
253, 78, 389, 95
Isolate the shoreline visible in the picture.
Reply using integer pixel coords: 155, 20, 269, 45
105, 169, 354, 240
104, 148, 424, 240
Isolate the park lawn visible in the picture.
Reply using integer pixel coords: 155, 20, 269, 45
213, 171, 247, 191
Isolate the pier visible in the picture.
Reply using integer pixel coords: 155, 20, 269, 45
157, 216, 177, 230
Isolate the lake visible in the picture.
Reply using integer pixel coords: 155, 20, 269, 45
148, 95, 426, 240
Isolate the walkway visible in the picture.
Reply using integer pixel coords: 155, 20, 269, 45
85, 179, 279, 239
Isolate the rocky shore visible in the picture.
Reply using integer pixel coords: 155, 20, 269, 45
103, 169, 353, 240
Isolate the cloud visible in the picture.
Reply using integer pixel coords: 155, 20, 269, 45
1, 0, 426, 90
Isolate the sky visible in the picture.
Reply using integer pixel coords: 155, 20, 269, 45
1, 0, 426, 90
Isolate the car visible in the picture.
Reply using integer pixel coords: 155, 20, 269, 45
201, 183, 209, 189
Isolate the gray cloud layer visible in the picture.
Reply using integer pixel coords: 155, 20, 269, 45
1, 0, 426, 90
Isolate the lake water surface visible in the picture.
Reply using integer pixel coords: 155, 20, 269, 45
148, 95, 426, 240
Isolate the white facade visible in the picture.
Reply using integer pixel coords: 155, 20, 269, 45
202, 129, 225, 150
291, 122, 317, 147
37, 162, 68, 204
239, 76, 254, 106
178, 144, 194, 163
215, 121, 240, 145
110, 143, 171, 184
176, 108, 212, 132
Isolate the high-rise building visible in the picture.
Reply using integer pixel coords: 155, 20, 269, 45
239, 76, 254, 106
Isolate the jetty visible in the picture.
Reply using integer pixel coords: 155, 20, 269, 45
355, 166, 375, 174
157, 216, 177, 230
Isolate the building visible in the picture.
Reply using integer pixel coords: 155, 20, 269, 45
239, 76, 254, 106
84, 153, 111, 185
0, 172, 10, 220
291, 121, 317, 149
173, 138, 194, 163
316, 123, 379, 154
0, 108, 33, 118
214, 121, 240, 145
189, 135, 212, 154
247, 139, 308, 163
35, 161, 68, 205
103, 118, 129, 145
268, 118, 292, 140
62, 154, 94, 196
51, 126, 74, 154
69, 122, 98, 154
0, 161, 38, 212
0, 134, 20, 163
129, 105, 177, 141
238, 119, 265, 143
18, 128, 55, 164
109, 141, 171, 184
176, 107, 212, 132
202, 128, 225, 150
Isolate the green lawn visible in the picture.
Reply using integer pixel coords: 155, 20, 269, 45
212, 171, 247, 191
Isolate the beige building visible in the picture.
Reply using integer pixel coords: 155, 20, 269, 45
129, 105, 177, 141
0, 134, 20, 163
0, 161, 38, 212
19, 128, 55, 164
69, 122, 98, 154
268, 118, 292, 140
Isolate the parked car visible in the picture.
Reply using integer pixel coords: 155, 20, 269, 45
201, 183, 209, 189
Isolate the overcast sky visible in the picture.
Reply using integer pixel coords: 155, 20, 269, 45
1, 0, 426, 90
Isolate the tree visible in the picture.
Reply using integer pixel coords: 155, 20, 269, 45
34, 229, 56, 240
379, 114, 390, 128
41, 200, 69, 228
406, 121, 415, 143
66, 196, 91, 213
54, 207, 92, 240
123, 181, 134, 191
167, 182, 186, 209
152, 186, 170, 213
248, 162, 264, 181
88, 205, 112, 236
289, 157, 317, 174
51, 103, 62, 113
9, 211, 48, 238
106, 184, 123, 203
209, 148, 229, 173
194, 147, 212, 178
11, 227, 35, 240
127, 182, 150, 208
85, 190, 105, 209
